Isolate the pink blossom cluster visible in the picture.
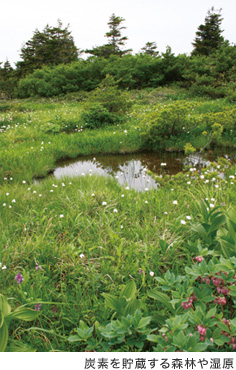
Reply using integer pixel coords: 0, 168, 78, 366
197, 324, 207, 341
181, 293, 197, 310
162, 333, 168, 342
214, 296, 227, 305
221, 318, 236, 350
195, 256, 204, 263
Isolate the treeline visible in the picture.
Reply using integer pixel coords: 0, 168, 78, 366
0, 8, 236, 100
10, 45, 236, 101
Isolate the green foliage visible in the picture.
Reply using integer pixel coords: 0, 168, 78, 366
0, 294, 40, 352
80, 103, 114, 129
16, 20, 79, 77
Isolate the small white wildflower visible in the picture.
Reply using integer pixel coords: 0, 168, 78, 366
33, 190, 37, 194
59, 214, 64, 218
229, 175, 235, 179
145, 200, 148, 204
121, 194, 124, 198
6, 193, 9, 196
145, 187, 149, 191
113, 208, 118, 213
210, 203, 214, 208
187, 181, 191, 185
80, 253, 85, 258
39, 194, 42, 197
50, 190, 53, 192
22, 180, 26, 184
173, 200, 178, 205
205, 180, 209, 183
186, 216, 191, 220
2, 265, 7, 270
91, 193, 95, 197
181, 220, 186, 225
150, 271, 155, 277
200, 175, 204, 179
211, 198, 215, 202
12, 199, 16, 203
125, 186, 130, 190
102, 201, 107, 206
161, 163, 166, 166
164, 212, 168, 215
120, 225, 123, 229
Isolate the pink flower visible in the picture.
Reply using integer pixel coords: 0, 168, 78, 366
195, 256, 204, 263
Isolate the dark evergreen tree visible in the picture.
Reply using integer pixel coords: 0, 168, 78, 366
140, 42, 159, 57
16, 20, 79, 76
0, 60, 17, 98
192, 7, 225, 56
85, 13, 132, 58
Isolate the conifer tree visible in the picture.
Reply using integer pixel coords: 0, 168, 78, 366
16, 20, 79, 76
192, 7, 225, 56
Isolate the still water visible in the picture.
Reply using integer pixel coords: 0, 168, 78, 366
53, 149, 235, 191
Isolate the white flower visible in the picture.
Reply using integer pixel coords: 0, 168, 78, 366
91, 193, 95, 197
186, 216, 191, 220
210, 203, 214, 208
3, 203, 6, 207
6, 193, 9, 196
164, 212, 168, 215
120, 225, 123, 229
12, 199, 16, 203
80, 253, 85, 258
121, 194, 124, 198
33, 190, 37, 194
102, 201, 107, 206
161, 163, 166, 166
200, 175, 204, 179
211, 198, 215, 202
125, 186, 130, 190
145, 187, 149, 191
187, 181, 191, 185
113, 209, 118, 213
22, 180, 26, 184
145, 201, 148, 204
50, 190, 53, 192
2, 265, 7, 270
181, 220, 186, 225
59, 214, 64, 218
173, 200, 178, 205
229, 175, 235, 179
150, 271, 155, 277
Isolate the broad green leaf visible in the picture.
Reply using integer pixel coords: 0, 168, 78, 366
147, 334, 158, 342
0, 311, 4, 328
102, 293, 121, 313
0, 322, 8, 352
7, 307, 40, 321
0, 295, 11, 317
68, 334, 82, 342
120, 281, 136, 300
123, 298, 140, 316
137, 316, 151, 329
148, 289, 175, 314
192, 343, 209, 352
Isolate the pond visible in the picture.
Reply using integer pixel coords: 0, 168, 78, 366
52, 148, 236, 191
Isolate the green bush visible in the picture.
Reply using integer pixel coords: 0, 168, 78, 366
80, 103, 115, 129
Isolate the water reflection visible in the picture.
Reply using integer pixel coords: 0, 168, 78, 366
53, 149, 235, 191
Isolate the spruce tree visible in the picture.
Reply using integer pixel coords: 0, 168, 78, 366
85, 14, 132, 58
192, 7, 225, 56
16, 20, 79, 76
